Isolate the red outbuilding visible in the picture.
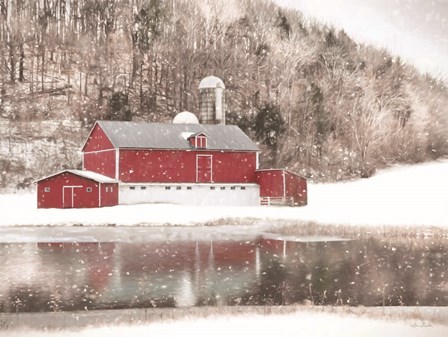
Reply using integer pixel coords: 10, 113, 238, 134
37, 170, 118, 208
256, 169, 307, 206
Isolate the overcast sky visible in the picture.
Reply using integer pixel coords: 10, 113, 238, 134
274, 0, 448, 80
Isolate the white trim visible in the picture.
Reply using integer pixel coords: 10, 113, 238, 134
282, 170, 286, 198
256, 152, 260, 170
196, 154, 213, 183
81, 121, 99, 152
62, 185, 83, 208
99, 183, 102, 207
115, 148, 120, 180
83, 148, 116, 155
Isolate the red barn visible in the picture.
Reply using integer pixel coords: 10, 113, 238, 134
37, 170, 118, 208
36, 76, 307, 208
82, 120, 260, 184
256, 169, 307, 206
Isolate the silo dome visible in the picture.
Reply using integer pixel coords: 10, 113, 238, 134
173, 111, 199, 124
198, 76, 225, 89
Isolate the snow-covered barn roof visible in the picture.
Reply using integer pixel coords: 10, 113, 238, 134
36, 170, 118, 183
94, 121, 260, 151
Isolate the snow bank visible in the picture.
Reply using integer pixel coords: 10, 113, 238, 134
5, 311, 447, 337
1, 160, 448, 227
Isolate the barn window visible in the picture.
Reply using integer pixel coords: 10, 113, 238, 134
220, 186, 226, 190
130, 186, 135, 190
210, 186, 215, 190
141, 186, 146, 190
240, 186, 246, 190
231, 186, 236, 190
187, 186, 192, 190
44, 187, 50, 192
188, 133, 208, 149
105, 187, 109, 192
165, 186, 171, 190
110, 187, 113, 192
196, 135, 207, 148
176, 186, 181, 190
86, 187, 92, 192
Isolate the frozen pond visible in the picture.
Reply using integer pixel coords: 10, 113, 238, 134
0, 227, 446, 312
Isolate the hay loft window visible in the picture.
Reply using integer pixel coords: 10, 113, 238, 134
188, 133, 208, 149
44, 187, 50, 192
86, 187, 92, 192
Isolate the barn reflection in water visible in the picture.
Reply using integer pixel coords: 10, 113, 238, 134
0, 235, 446, 312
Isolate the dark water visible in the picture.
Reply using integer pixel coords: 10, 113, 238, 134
0, 229, 446, 312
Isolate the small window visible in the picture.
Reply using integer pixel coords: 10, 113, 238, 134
176, 186, 181, 190
110, 187, 113, 192
231, 186, 236, 190
240, 186, 246, 190
105, 187, 109, 192
165, 186, 171, 190
210, 186, 215, 190
86, 187, 92, 192
130, 186, 135, 190
196, 135, 207, 148
44, 187, 50, 193
187, 186, 192, 190
141, 186, 146, 190
220, 186, 226, 190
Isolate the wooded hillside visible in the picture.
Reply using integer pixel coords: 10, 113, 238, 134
1, 0, 447, 189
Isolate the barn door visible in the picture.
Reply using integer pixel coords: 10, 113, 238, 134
62, 186, 81, 208
196, 155, 213, 183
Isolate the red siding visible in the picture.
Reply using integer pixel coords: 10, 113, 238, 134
285, 171, 308, 206
256, 170, 285, 198
37, 172, 118, 208
83, 149, 116, 178
82, 123, 114, 152
101, 183, 119, 207
118, 149, 257, 183
256, 169, 308, 206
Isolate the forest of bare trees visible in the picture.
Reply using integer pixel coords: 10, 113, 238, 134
0, 0, 447, 188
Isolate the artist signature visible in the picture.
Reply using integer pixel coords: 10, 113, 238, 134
410, 321, 433, 328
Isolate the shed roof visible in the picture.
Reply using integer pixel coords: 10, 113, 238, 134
94, 121, 260, 152
37, 170, 118, 184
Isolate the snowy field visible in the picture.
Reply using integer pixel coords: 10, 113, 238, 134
1, 159, 448, 228
3, 309, 447, 337
1, 160, 448, 336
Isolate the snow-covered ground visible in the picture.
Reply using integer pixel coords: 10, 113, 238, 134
1, 160, 448, 228
4, 310, 447, 337
1, 160, 448, 336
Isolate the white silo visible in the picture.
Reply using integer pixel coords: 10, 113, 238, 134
198, 76, 226, 125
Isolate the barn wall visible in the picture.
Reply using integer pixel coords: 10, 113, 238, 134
82, 124, 115, 152
255, 170, 285, 198
37, 173, 100, 208
100, 183, 119, 207
83, 149, 116, 178
285, 172, 308, 206
118, 150, 257, 183
119, 183, 260, 206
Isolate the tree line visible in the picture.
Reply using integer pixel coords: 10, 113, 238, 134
1, 0, 447, 185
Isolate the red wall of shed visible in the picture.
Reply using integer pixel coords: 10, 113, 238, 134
83, 150, 116, 178
37, 173, 119, 208
285, 171, 308, 205
118, 149, 257, 183
100, 183, 119, 207
82, 124, 114, 152
37, 173, 100, 208
255, 170, 285, 198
